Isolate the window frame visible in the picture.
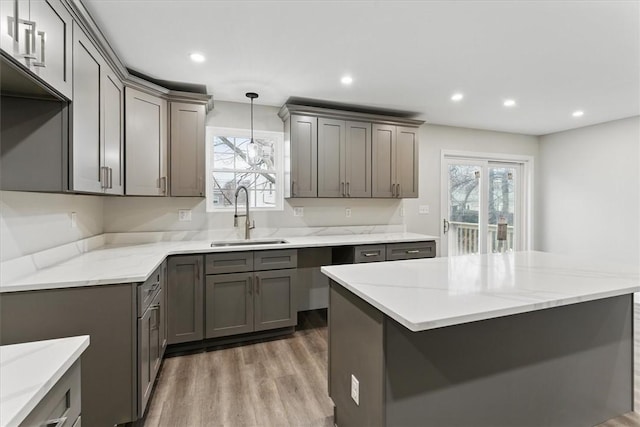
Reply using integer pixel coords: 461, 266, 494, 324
205, 127, 285, 212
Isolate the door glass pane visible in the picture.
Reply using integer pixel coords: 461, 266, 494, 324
487, 166, 516, 253
448, 164, 481, 255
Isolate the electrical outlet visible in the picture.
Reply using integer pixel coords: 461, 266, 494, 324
70, 212, 77, 228
293, 207, 304, 217
400, 207, 405, 217
351, 374, 360, 406
345, 208, 352, 218
178, 209, 192, 221
419, 205, 430, 215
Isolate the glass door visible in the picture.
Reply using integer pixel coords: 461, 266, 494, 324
441, 156, 527, 257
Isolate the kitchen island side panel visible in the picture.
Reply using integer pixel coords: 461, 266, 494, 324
329, 281, 384, 427
0, 284, 137, 427
384, 294, 633, 427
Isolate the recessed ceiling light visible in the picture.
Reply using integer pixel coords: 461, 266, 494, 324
451, 93, 464, 102
503, 99, 516, 107
190, 52, 205, 63
572, 110, 584, 117
341, 75, 353, 85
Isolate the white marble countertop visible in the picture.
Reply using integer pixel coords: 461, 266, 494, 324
321, 251, 640, 332
0, 232, 437, 293
0, 336, 90, 427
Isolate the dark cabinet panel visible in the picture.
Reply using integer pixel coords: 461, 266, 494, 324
170, 101, 205, 196
289, 114, 317, 197
254, 269, 297, 332
167, 255, 203, 344
205, 273, 254, 339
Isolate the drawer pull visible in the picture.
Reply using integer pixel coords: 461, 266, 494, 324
148, 282, 160, 293
43, 417, 67, 427
406, 250, 420, 254
362, 252, 379, 257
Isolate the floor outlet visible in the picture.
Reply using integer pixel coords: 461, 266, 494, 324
293, 207, 304, 217
351, 374, 360, 406
178, 209, 192, 222
345, 208, 352, 218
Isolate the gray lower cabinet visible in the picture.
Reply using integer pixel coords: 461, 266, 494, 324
167, 255, 204, 344
254, 269, 297, 332
333, 241, 436, 264
205, 273, 254, 338
170, 101, 206, 197
20, 360, 82, 427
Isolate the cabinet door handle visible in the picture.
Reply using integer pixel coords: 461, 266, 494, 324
391, 183, 396, 197
33, 30, 46, 67
108, 167, 113, 189
396, 183, 401, 198
362, 252, 379, 257
160, 176, 167, 194
341, 182, 345, 197
291, 180, 296, 197
21, 21, 37, 60
255, 276, 260, 294
406, 250, 420, 254
347, 182, 350, 197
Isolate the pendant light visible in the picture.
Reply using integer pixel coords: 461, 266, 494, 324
246, 92, 261, 166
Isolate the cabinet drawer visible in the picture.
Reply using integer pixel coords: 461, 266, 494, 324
206, 252, 253, 275
20, 360, 82, 427
385, 241, 436, 261
353, 245, 386, 263
254, 249, 298, 271
137, 265, 162, 316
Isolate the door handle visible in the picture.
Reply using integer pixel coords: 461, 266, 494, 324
391, 183, 395, 197
32, 30, 46, 67
108, 167, 113, 189
291, 180, 296, 197
396, 183, 401, 198
347, 182, 350, 197
443, 219, 450, 234
406, 250, 420, 254
341, 182, 345, 197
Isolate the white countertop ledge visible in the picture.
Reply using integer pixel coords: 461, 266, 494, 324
0, 336, 90, 427
321, 251, 640, 332
0, 232, 437, 293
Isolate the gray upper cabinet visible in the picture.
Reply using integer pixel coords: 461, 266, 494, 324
125, 87, 168, 196
280, 104, 421, 199
70, 22, 102, 193
167, 255, 203, 345
102, 69, 124, 195
287, 114, 317, 197
318, 118, 345, 198
170, 101, 205, 197
0, 0, 73, 99
372, 124, 419, 198
396, 126, 419, 198
71, 22, 124, 195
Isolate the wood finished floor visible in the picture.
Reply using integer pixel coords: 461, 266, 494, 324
144, 307, 640, 427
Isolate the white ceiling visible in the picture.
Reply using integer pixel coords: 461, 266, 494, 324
83, 0, 639, 135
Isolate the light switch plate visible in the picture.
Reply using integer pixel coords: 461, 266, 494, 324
345, 208, 352, 218
419, 205, 430, 214
293, 207, 304, 217
178, 209, 192, 221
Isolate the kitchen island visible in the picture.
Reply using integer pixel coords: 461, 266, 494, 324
321, 251, 639, 427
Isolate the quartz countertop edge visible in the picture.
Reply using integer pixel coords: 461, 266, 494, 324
0, 335, 90, 427
321, 251, 640, 332
0, 233, 438, 293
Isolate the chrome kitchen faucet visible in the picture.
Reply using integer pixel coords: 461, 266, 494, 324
233, 185, 255, 240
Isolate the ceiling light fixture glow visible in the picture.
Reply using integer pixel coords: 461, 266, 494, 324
451, 93, 464, 102
190, 52, 205, 63
503, 99, 516, 107
572, 110, 584, 117
341, 75, 353, 85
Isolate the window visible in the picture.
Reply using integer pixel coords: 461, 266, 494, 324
206, 127, 284, 212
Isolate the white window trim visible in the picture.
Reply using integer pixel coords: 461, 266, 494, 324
440, 149, 535, 253
206, 127, 285, 212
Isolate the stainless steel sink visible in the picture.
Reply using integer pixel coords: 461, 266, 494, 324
210, 239, 288, 247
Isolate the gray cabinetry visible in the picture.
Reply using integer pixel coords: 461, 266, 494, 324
70, 21, 124, 194
287, 114, 317, 197
318, 119, 371, 198
125, 87, 168, 196
372, 124, 419, 198
167, 255, 203, 344
20, 360, 82, 427
385, 241, 435, 261
0, 0, 73, 99
205, 273, 253, 338
333, 241, 436, 264
170, 101, 205, 197
204, 249, 298, 339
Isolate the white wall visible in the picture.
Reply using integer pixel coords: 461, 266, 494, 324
103, 101, 403, 233
537, 116, 639, 265
403, 124, 539, 240
0, 191, 104, 261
